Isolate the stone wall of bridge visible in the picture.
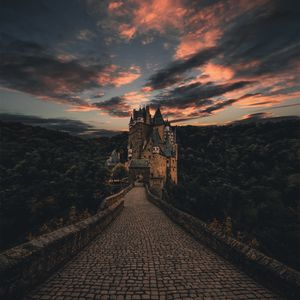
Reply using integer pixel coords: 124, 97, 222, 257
145, 185, 300, 299
0, 185, 132, 300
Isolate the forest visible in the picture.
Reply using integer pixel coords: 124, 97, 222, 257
166, 119, 300, 271
0, 121, 127, 250
1, 119, 299, 272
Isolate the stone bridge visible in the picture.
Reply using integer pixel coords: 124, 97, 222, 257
24, 185, 280, 300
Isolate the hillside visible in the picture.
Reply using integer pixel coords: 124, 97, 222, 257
0, 121, 126, 250
167, 119, 300, 270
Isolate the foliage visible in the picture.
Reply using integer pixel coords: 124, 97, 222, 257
167, 120, 300, 270
94, 132, 128, 163
111, 163, 128, 180
0, 122, 123, 250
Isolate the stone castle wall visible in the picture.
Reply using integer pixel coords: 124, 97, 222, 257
128, 122, 151, 159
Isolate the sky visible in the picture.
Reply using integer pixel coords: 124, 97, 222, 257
0, 0, 299, 133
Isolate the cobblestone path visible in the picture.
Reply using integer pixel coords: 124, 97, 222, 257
27, 186, 279, 300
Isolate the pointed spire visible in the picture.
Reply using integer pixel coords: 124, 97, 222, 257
129, 115, 134, 124
153, 107, 164, 125
145, 105, 151, 124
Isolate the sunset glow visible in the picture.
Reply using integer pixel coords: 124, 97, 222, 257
0, 0, 299, 131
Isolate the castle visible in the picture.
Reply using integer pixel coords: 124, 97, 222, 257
128, 106, 178, 192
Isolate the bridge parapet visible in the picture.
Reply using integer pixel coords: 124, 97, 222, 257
145, 185, 300, 299
0, 185, 133, 300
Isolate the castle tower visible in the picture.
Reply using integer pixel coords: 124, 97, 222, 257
153, 107, 165, 139
128, 106, 178, 190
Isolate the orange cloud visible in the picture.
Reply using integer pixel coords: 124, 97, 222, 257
174, 0, 271, 59
141, 86, 153, 92
66, 105, 98, 112
113, 71, 140, 86
203, 63, 235, 82
175, 29, 221, 59
236, 91, 300, 107
108, 1, 123, 12
132, 0, 187, 33
123, 90, 150, 107
97, 64, 141, 87
110, 0, 187, 39
118, 24, 136, 40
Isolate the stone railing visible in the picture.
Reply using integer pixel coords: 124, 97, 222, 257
102, 184, 133, 209
145, 185, 300, 299
0, 185, 132, 300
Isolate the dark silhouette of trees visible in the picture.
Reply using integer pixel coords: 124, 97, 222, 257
111, 163, 128, 181
167, 120, 300, 271
0, 122, 126, 250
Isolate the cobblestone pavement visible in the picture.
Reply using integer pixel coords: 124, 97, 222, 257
27, 186, 279, 300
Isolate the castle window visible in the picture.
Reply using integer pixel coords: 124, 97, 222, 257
152, 146, 160, 154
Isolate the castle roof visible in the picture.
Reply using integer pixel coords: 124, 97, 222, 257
129, 115, 134, 125
161, 140, 173, 157
153, 107, 164, 125
151, 128, 162, 146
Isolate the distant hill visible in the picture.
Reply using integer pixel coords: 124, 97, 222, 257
0, 113, 121, 137
168, 119, 300, 271
231, 114, 300, 125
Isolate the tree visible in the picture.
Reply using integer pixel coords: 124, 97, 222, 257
111, 163, 128, 181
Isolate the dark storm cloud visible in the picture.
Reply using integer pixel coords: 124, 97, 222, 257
94, 96, 130, 117
0, 113, 93, 134
0, 38, 106, 105
146, 47, 220, 90
168, 92, 265, 123
146, 0, 300, 96
169, 115, 207, 124
152, 80, 253, 108
220, 0, 300, 77
201, 98, 238, 114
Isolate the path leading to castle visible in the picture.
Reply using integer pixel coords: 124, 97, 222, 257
27, 186, 278, 300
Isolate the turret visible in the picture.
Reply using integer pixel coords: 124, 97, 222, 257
129, 115, 134, 128
145, 105, 151, 124
153, 107, 164, 126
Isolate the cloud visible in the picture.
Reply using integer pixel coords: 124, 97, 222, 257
131, 0, 187, 33
266, 103, 300, 110
92, 88, 151, 117
108, 0, 187, 40
94, 96, 131, 117
118, 24, 137, 40
242, 112, 272, 121
146, 47, 220, 90
139, 0, 300, 125
152, 80, 253, 108
97, 64, 141, 87
1, 0, 299, 126
0, 38, 141, 106
108, 1, 124, 12
77, 29, 96, 41
220, 1, 300, 77
175, 29, 221, 60
0, 39, 100, 105
203, 63, 235, 82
